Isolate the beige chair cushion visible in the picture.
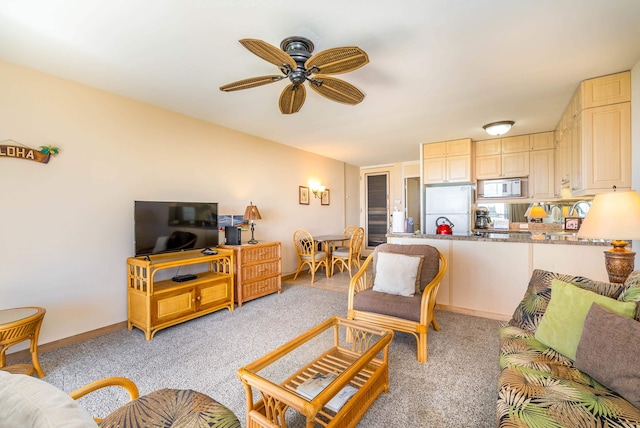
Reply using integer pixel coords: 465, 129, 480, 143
301, 251, 327, 261
373, 244, 439, 293
372, 252, 423, 297
0, 371, 98, 427
353, 289, 422, 322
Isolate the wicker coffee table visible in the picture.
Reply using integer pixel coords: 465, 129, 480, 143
237, 316, 393, 428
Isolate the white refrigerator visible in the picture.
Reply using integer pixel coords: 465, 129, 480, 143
424, 184, 474, 235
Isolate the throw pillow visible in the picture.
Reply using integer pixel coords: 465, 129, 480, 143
373, 244, 439, 292
372, 252, 422, 297
575, 303, 640, 409
534, 279, 636, 360
0, 371, 98, 427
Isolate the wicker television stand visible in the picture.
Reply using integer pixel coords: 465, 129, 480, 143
127, 249, 234, 340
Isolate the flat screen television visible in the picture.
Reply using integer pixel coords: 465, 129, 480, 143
134, 201, 219, 256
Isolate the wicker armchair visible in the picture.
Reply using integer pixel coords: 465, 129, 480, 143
347, 244, 447, 363
292, 229, 329, 284
330, 227, 364, 277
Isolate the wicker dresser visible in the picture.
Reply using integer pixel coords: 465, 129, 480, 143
220, 241, 282, 307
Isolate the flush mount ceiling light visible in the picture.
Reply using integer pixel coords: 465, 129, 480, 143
483, 121, 515, 136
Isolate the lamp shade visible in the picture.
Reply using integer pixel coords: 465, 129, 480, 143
527, 205, 548, 219
577, 190, 640, 240
243, 202, 262, 221
483, 121, 514, 136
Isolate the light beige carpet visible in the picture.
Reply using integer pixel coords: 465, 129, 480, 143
26, 278, 502, 427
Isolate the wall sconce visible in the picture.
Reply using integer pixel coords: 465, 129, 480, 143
483, 121, 515, 136
310, 183, 326, 199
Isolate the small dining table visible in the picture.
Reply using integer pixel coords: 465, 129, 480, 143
313, 234, 349, 265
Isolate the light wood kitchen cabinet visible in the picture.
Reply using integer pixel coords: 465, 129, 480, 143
475, 138, 529, 180
555, 71, 631, 197
220, 241, 282, 307
422, 139, 472, 184
579, 102, 631, 194
502, 152, 529, 178
581, 71, 631, 109
530, 132, 555, 150
475, 139, 501, 156
529, 149, 556, 199
501, 135, 529, 153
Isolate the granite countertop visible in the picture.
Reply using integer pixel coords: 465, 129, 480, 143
388, 230, 611, 246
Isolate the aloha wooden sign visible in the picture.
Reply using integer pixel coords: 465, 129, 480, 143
0, 141, 59, 164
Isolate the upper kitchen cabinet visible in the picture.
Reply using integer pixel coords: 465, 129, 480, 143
475, 136, 529, 180
555, 71, 631, 196
581, 71, 631, 109
530, 132, 555, 150
422, 138, 472, 184
529, 132, 558, 200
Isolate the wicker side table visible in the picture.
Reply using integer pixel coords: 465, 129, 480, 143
0, 306, 46, 377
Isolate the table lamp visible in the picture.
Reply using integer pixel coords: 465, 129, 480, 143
243, 201, 262, 245
526, 205, 548, 223
577, 189, 640, 283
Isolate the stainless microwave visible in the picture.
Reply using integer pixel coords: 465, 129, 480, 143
478, 178, 526, 198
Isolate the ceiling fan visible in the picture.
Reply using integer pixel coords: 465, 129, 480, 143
219, 36, 369, 114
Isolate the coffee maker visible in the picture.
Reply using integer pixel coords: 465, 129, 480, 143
474, 207, 490, 229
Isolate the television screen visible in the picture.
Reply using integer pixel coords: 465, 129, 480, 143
134, 201, 219, 256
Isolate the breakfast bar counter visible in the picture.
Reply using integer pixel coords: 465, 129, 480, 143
386, 232, 615, 321
388, 231, 611, 246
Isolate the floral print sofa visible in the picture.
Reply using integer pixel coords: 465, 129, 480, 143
498, 269, 640, 427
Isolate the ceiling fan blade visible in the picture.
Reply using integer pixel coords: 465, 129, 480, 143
305, 47, 369, 75
239, 38, 297, 70
308, 75, 365, 105
219, 75, 285, 92
279, 84, 306, 114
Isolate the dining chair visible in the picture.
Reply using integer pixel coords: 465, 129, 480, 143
330, 227, 364, 277
292, 229, 329, 284
332, 225, 359, 252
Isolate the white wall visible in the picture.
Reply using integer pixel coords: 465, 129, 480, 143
0, 60, 356, 346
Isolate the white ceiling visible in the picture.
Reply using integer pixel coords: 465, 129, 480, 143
1, 1, 640, 167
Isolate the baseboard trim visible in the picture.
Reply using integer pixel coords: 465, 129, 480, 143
6, 321, 128, 365
435, 304, 511, 322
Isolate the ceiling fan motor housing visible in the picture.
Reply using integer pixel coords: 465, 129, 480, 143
281, 37, 315, 85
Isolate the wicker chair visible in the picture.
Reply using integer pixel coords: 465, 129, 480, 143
347, 244, 447, 363
331, 225, 359, 253
330, 227, 364, 277
0, 371, 240, 427
292, 229, 329, 284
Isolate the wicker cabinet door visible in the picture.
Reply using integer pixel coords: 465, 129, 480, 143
197, 279, 232, 311
152, 288, 197, 325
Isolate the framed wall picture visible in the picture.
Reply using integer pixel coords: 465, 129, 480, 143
321, 189, 330, 206
564, 217, 582, 231
299, 186, 309, 205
